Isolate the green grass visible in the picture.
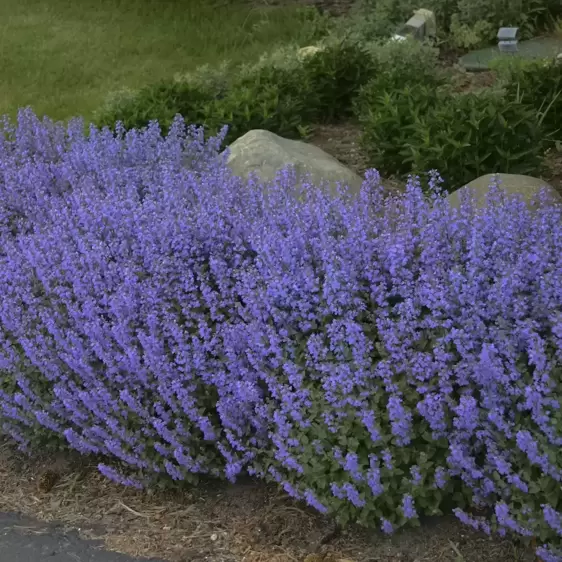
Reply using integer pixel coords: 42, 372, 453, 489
0, 0, 324, 122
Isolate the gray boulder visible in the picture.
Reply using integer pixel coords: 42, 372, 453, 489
447, 173, 561, 210
225, 129, 364, 197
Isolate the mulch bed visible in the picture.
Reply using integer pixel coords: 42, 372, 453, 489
0, 439, 534, 562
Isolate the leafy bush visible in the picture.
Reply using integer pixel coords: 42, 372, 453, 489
2, 109, 562, 560
449, 15, 495, 49
448, 0, 562, 48
94, 78, 222, 138
352, 39, 446, 175
365, 38, 445, 90
355, 84, 440, 179
356, 83, 544, 188
455, 0, 560, 39
492, 56, 562, 142
410, 90, 545, 186
300, 40, 377, 121
95, 39, 375, 143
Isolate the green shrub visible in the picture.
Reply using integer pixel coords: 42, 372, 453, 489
172, 61, 234, 97
206, 63, 315, 142
300, 40, 377, 122
94, 61, 235, 133
457, 0, 559, 37
352, 40, 447, 177
410, 89, 545, 186
357, 84, 544, 189
449, 15, 495, 49
492, 56, 562, 141
94, 79, 220, 135
365, 39, 445, 91
355, 84, 440, 178
94, 39, 375, 143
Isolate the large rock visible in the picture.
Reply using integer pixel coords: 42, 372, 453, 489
225, 129, 364, 197
447, 173, 561, 210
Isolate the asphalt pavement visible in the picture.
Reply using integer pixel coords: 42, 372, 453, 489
0, 512, 164, 562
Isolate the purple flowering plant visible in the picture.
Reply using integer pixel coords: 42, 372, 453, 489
1, 109, 562, 559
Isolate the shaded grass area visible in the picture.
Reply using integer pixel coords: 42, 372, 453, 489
0, 0, 320, 121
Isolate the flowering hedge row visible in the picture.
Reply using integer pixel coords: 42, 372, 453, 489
1, 110, 562, 560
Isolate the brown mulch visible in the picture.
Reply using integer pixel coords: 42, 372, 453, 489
0, 438, 535, 562
306, 121, 407, 194
543, 145, 562, 197
307, 122, 368, 176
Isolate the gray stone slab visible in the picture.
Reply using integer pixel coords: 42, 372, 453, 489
0, 512, 163, 562
459, 36, 562, 71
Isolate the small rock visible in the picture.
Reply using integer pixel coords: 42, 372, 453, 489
396, 8, 436, 41
303, 555, 324, 562
37, 470, 61, 493
297, 45, 324, 60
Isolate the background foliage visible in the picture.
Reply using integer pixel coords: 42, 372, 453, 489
95, 39, 376, 143
349, 0, 562, 48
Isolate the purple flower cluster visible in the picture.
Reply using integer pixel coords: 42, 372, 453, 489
0, 109, 561, 559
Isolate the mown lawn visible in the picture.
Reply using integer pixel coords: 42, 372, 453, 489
0, 0, 319, 121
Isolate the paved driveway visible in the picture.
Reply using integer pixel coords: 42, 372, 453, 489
0, 512, 164, 562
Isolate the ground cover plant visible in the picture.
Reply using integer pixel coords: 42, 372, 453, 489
0, 0, 329, 121
0, 109, 562, 560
